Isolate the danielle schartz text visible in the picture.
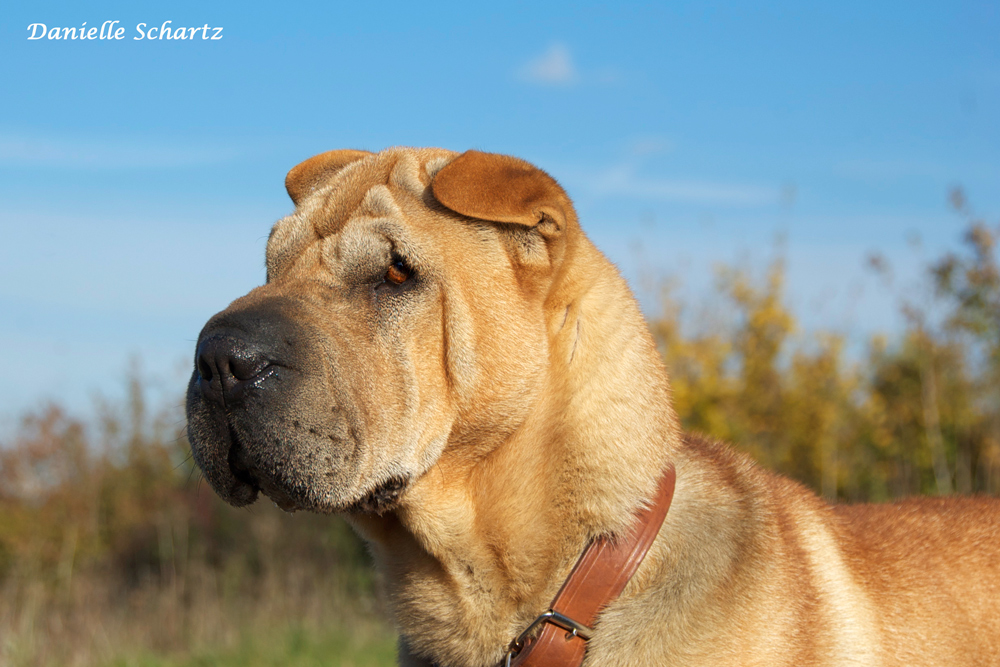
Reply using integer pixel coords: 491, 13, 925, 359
27, 21, 223, 41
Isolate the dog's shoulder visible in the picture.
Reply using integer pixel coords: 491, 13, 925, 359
832, 494, 1000, 567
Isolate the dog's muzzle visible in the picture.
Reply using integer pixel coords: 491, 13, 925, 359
186, 299, 310, 508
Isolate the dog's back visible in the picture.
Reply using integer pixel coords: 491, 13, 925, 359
586, 435, 1000, 667
833, 497, 1000, 664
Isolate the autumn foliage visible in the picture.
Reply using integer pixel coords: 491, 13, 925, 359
656, 190, 1000, 500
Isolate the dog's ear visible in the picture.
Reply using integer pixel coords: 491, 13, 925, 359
286, 149, 372, 205
431, 150, 574, 237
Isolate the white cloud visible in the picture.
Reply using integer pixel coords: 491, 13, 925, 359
519, 43, 578, 86
627, 136, 674, 157
592, 164, 779, 207
835, 159, 947, 181
834, 157, 1000, 184
0, 134, 238, 169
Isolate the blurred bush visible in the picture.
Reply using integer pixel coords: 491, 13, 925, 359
654, 188, 1000, 501
0, 380, 391, 665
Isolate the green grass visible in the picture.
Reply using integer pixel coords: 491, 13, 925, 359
104, 622, 397, 667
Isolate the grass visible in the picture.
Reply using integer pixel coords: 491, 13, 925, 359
0, 556, 398, 667
103, 622, 397, 667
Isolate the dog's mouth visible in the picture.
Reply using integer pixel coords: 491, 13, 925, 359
345, 475, 410, 515
258, 480, 305, 513
219, 420, 409, 515
224, 423, 302, 511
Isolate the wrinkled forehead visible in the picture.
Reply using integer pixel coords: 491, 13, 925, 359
266, 147, 455, 276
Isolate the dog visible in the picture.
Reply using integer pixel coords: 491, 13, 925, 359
187, 147, 1000, 667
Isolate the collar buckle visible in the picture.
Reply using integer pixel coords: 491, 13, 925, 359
505, 609, 594, 666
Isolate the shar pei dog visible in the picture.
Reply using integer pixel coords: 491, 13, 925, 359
187, 147, 1000, 667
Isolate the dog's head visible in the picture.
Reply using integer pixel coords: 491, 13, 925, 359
186, 147, 580, 514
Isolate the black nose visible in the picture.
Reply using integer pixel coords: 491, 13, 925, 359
196, 333, 273, 405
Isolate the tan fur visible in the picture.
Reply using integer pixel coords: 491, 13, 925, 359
187, 147, 1000, 667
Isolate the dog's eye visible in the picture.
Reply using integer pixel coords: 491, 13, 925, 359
384, 257, 412, 286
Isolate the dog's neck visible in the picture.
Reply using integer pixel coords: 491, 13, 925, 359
350, 239, 680, 666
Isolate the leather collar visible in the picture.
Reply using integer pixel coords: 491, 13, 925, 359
502, 463, 677, 667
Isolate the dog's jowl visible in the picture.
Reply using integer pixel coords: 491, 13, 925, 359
187, 147, 1000, 667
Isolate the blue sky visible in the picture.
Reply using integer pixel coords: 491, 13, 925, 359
1, 0, 998, 428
